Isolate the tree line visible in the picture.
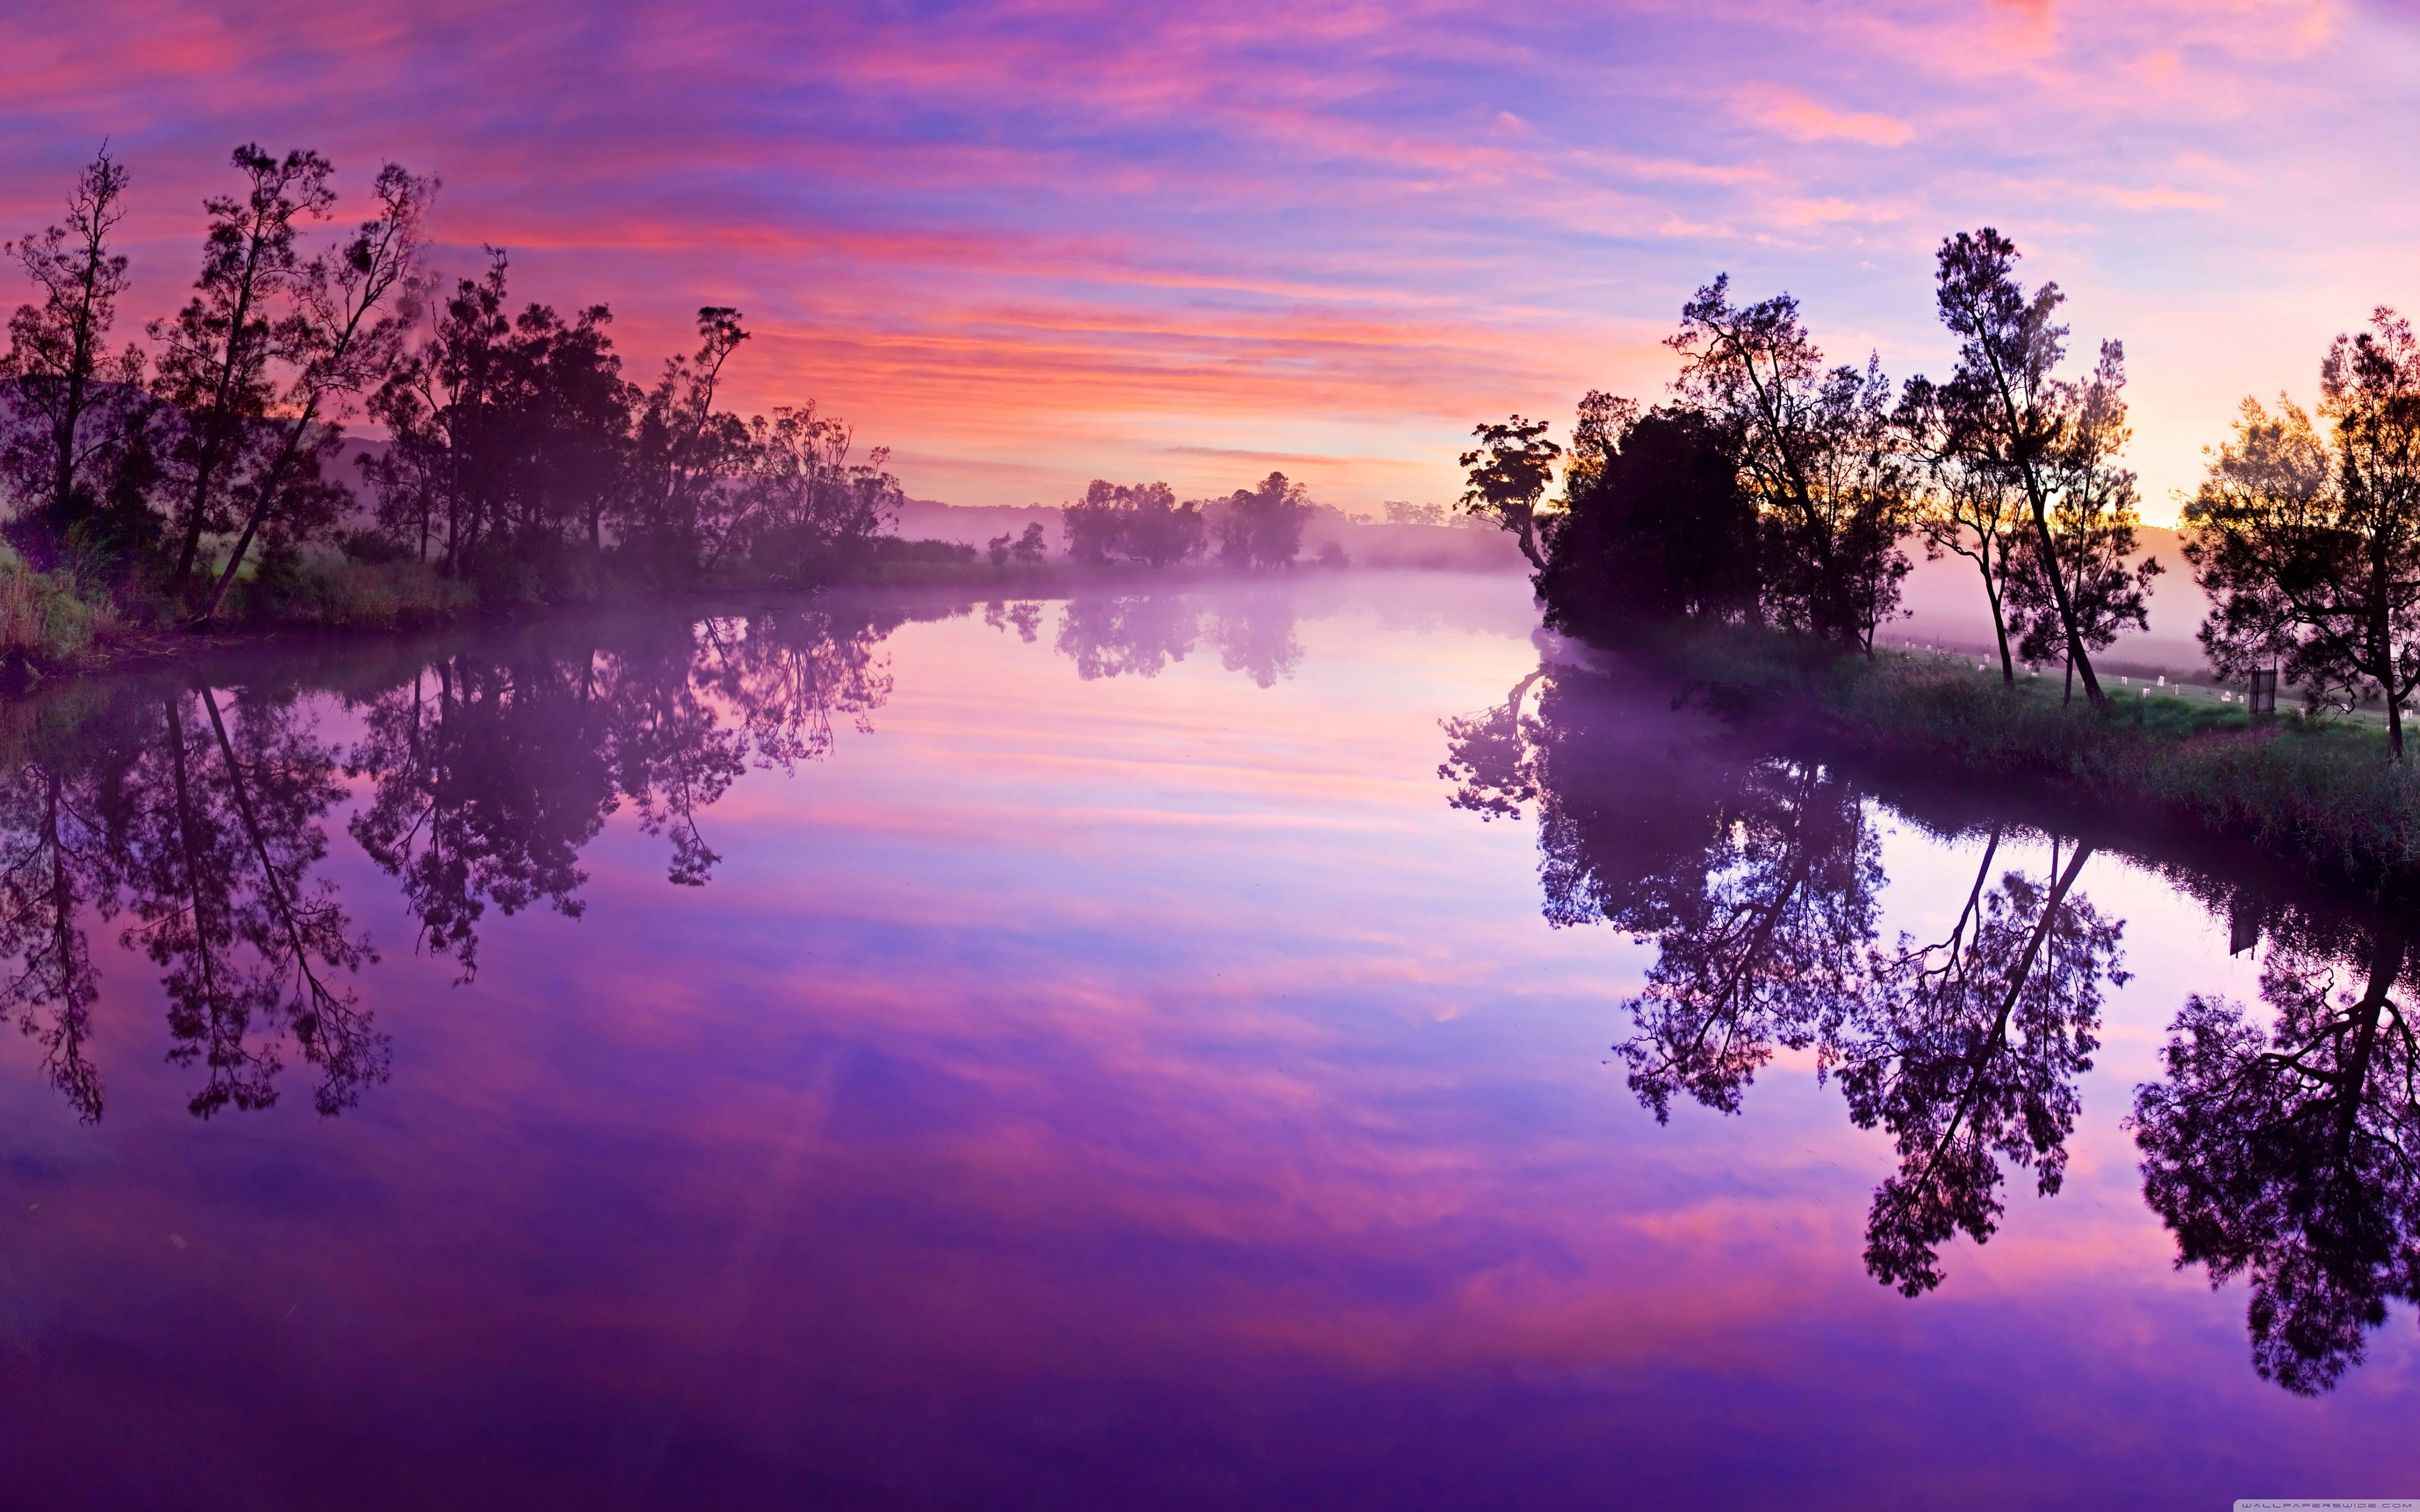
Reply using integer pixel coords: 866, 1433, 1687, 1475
1465, 225, 2420, 755
0, 145, 909, 623
1055, 471, 1321, 570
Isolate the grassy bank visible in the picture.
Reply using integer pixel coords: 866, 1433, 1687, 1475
1651, 622, 2420, 901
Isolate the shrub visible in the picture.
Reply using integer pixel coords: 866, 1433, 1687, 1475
0, 551, 118, 669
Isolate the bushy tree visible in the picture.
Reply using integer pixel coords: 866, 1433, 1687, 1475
2185, 310, 2420, 755
1060, 480, 1205, 567
1539, 394, 1756, 635
1212, 471, 1309, 569
1668, 276, 1913, 650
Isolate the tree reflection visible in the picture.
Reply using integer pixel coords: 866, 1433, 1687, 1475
1839, 836, 2123, 1294
1046, 586, 1302, 687
1444, 663, 2124, 1295
0, 603, 895, 1117
2132, 912, 2420, 1393
347, 607, 892, 970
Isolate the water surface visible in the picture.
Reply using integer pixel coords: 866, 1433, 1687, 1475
0, 572, 2412, 1508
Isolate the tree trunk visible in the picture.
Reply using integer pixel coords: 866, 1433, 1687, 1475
195, 401, 316, 625
2336, 933, 2401, 1163
1978, 558, 2015, 686
2024, 492, 2107, 711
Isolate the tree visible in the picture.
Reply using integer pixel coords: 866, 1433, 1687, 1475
2002, 341, 2160, 703
1668, 277, 1913, 649
621, 307, 752, 584
1458, 416, 1559, 571
363, 249, 636, 580
1059, 480, 1205, 568
1, 146, 147, 559
1902, 379, 2026, 683
725, 405, 901, 583
1926, 228, 2120, 711
2185, 311, 2420, 756
199, 163, 434, 621
1539, 395, 1757, 635
1214, 471, 1310, 569
151, 145, 337, 594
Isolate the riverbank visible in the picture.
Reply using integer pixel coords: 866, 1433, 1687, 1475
1628, 622, 2420, 904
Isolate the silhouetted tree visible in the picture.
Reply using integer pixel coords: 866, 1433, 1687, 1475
1459, 417, 1560, 572
2003, 341, 2159, 702
151, 145, 336, 595
724, 404, 902, 583
198, 163, 432, 621
1668, 277, 1913, 649
620, 307, 752, 584
1061, 480, 1205, 568
1922, 228, 2120, 710
2185, 311, 2420, 755
1540, 395, 1757, 635
1901, 379, 2027, 683
1214, 472, 1312, 570
1, 146, 149, 561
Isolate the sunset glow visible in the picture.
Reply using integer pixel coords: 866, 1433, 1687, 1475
8, 0, 2417, 515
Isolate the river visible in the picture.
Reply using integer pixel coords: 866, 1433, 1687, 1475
0, 570, 2410, 1508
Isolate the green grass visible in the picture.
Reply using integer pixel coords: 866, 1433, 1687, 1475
1655, 623, 2420, 900
232, 547, 478, 631
0, 550, 121, 671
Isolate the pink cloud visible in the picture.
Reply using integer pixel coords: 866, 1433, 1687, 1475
1737, 83, 1915, 146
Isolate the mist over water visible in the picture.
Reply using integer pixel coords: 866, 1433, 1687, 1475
0, 571, 2413, 1509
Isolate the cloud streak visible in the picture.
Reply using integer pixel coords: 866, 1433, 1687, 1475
0, 0, 2417, 513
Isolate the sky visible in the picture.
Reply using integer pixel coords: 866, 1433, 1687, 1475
4, 0, 2420, 519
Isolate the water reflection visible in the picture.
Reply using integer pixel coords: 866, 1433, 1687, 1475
0, 603, 897, 1119
1446, 655, 2419, 1386
2133, 903, 2420, 1394
1024, 585, 1305, 687
0, 680, 377, 1121
0, 585, 1326, 1125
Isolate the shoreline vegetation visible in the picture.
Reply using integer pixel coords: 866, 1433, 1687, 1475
1451, 226, 2420, 904
0, 145, 1498, 680
1614, 619, 2420, 905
